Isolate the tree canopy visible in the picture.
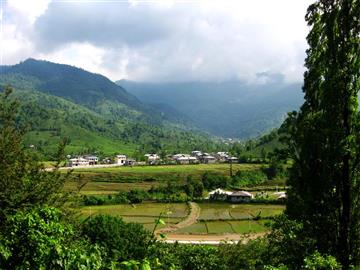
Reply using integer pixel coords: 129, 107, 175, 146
284, 0, 360, 268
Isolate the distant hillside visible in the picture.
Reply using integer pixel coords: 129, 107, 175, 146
1, 59, 140, 108
117, 80, 304, 139
0, 59, 222, 159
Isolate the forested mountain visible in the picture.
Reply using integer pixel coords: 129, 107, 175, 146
0, 59, 221, 159
117, 79, 304, 138
1, 59, 140, 108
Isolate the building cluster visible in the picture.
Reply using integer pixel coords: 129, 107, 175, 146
144, 151, 238, 165
208, 188, 287, 202
68, 151, 238, 167
208, 188, 254, 202
68, 155, 99, 167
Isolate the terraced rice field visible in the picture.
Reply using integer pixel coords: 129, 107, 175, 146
80, 202, 189, 231
174, 203, 283, 235
198, 203, 284, 220
80, 202, 283, 235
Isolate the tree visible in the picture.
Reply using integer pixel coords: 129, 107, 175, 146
0, 86, 70, 226
0, 207, 103, 269
285, 1, 360, 268
81, 215, 153, 264
185, 176, 204, 198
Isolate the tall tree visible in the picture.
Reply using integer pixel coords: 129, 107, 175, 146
0, 86, 70, 225
285, 0, 360, 268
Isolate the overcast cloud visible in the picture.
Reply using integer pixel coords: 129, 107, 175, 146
1, 0, 313, 83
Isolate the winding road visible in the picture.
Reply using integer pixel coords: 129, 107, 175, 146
155, 202, 201, 234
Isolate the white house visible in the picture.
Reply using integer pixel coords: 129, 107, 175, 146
173, 154, 198, 164
69, 157, 89, 167
84, 155, 98, 165
115, 154, 127, 165
191, 151, 203, 158
201, 154, 216, 164
215, 152, 229, 162
228, 191, 254, 203
208, 188, 233, 200
145, 154, 160, 164
226, 156, 238, 163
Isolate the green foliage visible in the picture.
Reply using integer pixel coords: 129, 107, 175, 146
283, 0, 360, 267
262, 157, 288, 180
0, 86, 70, 224
1, 59, 140, 108
231, 170, 268, 187
185, 176, 204, 198
149, 243, 224, 270
127, 189, 149, 203
0, 60, 224, 159
265, 215, 316, 269
218, 238, 268, 270
303, 251, 341, 270
81, 215, 153, 264
0, 207, 103, 269
201, 172, 230, 190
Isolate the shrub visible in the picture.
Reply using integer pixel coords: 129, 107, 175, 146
201, 172, 230, 190
0, 207, 102, 269
81, 215, 153, 264
231, 170, 267, 187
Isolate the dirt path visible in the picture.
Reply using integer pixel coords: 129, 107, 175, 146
156, 202, 200, 234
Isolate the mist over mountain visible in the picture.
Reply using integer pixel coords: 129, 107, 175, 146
117, 78, 304, 138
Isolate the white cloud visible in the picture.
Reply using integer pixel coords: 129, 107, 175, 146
7, 0, 50, 24
1, 0, 313, 83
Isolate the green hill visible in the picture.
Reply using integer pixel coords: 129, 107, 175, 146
0, 60, 222, 159
1, 59, 140, 108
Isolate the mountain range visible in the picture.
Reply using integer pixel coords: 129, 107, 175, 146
0, 58, 304, 159
117, 79, 304, 138
0, 59, 219, 159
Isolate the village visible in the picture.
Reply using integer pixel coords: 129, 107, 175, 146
66, 151, 287, 203
67, 150, 239, 167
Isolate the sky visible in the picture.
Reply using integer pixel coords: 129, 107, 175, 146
1, 0, 313, 83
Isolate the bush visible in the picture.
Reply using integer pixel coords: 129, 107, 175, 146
302, 251, 341, 270
218, 238, 268, 270
83, 195, 106, 206
149, 243, 225, 270
202, 172, 230, 190
127, 189, 148, 203
231, 170, 267, 187
81, 215, 153, 264
0, 207, 102, 269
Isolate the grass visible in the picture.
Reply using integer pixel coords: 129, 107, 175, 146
65, 181, 158, 195
26, 127, 137, 157
67, 163, 263, 189
74, 163, 261, 175
63, 163, 266, 195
